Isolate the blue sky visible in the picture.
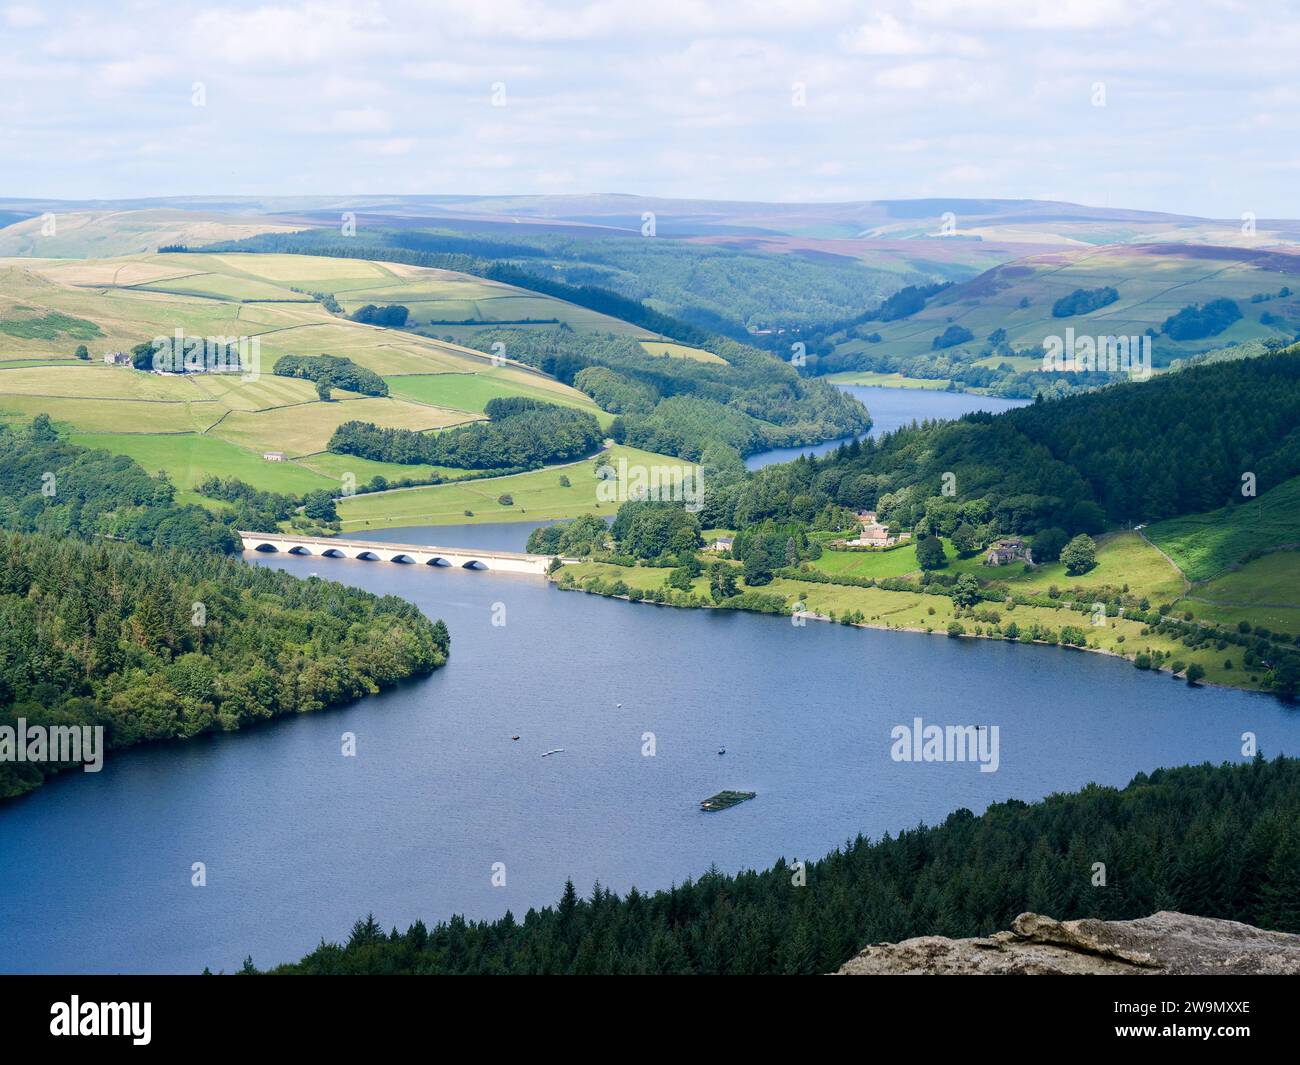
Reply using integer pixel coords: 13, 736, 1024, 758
2, 0, 1296, 216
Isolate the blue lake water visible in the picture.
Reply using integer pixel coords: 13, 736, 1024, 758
0, 527, 1294, 974
744, 385, 1029, 469
0, 385, 1287, 975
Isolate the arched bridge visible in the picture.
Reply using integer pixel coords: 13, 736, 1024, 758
238, 531, 572, 575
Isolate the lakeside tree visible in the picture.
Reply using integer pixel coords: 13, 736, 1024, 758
1061, 534, 1098, 575
742, 550, 773, 586
302, 490, 338, 522
611, 500, 701, 562
709, 561, 738, 602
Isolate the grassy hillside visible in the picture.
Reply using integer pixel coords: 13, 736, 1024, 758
835, 244, 1300, 368
0, 209, 305, 258
0, 252, 616, 496
1146, 475, 1300, 582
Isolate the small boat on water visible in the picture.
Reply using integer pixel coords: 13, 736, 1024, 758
511, 735, 520, 741
542, 748, 565, 757
717, 746, 726, 755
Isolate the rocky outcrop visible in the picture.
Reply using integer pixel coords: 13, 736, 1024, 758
836, 911, 1300, 975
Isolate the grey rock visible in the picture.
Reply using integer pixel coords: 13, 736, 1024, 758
835, 911, 1300, 975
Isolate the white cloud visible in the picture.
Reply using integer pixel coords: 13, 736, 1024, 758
0, 0, 1294, 215
4, 4, 44, 28
332, 107, 392, 133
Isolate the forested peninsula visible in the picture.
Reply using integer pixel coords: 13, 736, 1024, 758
0, 420, 452, 800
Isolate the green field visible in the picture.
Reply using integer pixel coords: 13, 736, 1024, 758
0, 251, 609, 498
811, 542, 930, 579
809, 530, 1185, 605
337, 445, 694, 529
1145, 476, 1300, 583
385, 370, 606, 419
639, 341, 727, 364
69, 431, 336, 492
824, 370, 951, 389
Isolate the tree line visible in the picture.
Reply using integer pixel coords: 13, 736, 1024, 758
0, 416, 239, 554
464, 326, 870, 462
274, 354, 388, 397
698, 352, 1300, 537
328, 399, 603, 470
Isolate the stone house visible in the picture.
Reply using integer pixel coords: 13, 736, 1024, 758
986, 537, 1032, 566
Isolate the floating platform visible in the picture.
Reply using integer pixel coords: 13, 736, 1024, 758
699, 790, 756, 812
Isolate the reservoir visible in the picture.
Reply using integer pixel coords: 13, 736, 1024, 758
1, 534, 1294, 974
0, 385, 1290, 975
745, 385, 1029, 469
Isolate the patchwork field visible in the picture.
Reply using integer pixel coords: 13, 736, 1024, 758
839, 243, 1300, 365
0, 250, 616, 500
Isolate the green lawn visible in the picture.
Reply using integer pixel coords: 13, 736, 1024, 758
811, 542, 928, 579
948, 531, 1186, 602
293, 450, 467, 487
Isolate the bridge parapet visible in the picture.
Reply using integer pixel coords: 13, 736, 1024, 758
237, 532, 572, 575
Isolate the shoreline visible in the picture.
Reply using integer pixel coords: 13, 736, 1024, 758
551, 571, 1271, 698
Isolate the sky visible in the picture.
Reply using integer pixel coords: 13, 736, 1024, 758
2, 0, 1298, 216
